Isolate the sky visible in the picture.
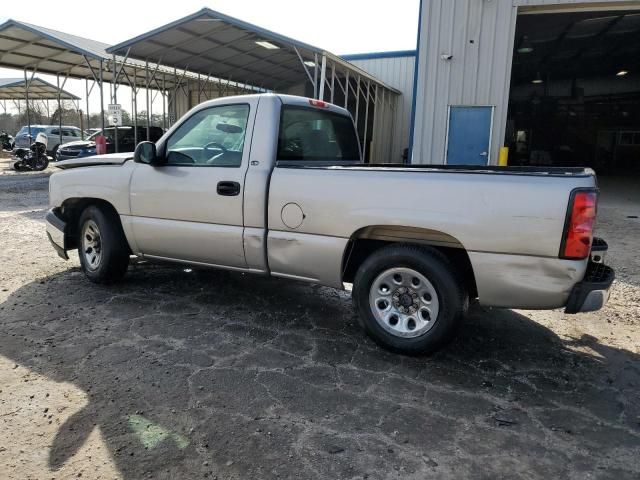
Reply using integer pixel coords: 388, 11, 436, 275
0, 0, 420, 118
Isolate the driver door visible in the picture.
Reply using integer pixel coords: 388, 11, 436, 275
129, 101, 256, 269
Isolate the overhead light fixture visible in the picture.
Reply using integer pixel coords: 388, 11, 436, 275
532, 72, 544, 84
616, 70, 629, 77
255, 40, 280, 50
304, 61, 316, 67
517, 36, 534, 54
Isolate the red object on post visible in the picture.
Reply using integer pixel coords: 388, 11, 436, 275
95, 135, 107, 155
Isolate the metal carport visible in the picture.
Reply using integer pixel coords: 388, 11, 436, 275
0, 77, 79, 101
0, 19, 194, 148
0, 77, 80, 140
108, 8, 401, 162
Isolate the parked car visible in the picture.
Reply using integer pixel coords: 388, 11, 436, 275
86, 128, 101, 136
14, 125, 83, 156
45, 94, 614, 355
56, 126, 164, 161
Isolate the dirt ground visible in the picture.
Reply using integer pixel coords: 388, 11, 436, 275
0, 152, 638, 480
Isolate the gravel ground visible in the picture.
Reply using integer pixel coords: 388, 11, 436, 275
0, 152, 638, 480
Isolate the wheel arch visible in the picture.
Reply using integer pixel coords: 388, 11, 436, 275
342, 225, 478, 299
60, 197, 128, 251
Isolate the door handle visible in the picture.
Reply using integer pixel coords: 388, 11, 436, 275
217, 181, 241, 196
480, 151, 488, 157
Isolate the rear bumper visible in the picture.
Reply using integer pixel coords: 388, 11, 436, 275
565, 248, 615, 314
45, 208, 69, 260
469, 237, 614, 311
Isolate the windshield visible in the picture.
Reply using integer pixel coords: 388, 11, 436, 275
17, 126, 45, 137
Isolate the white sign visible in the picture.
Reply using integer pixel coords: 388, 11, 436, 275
107, 104, 122, 127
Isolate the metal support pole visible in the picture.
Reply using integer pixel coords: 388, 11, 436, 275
24, 69, 31, 138
330, 62, 335, 104
56, 73, 62, 148
313, 53, 319, 99
344, 70, 349, 109
162, 73, 167, 131
133, 66, 138, 146
146, 60, 150, 141
172, 67, 177, 127
149, 87, 153, 132
99, 61, 105, 135
355, 75, 361, 127
363, 81, 371, 162
319, 55, 327, 101
84, 78, 90, 139
197, 73, 201, 103
112, 54, 119, 153
131, 92, 136, 146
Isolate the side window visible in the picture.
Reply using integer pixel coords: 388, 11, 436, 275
50, 129, 60, 136
277, 107, 360, 162
165, 104, 250, 167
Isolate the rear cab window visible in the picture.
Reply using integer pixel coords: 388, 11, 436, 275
277, 106, 360, 165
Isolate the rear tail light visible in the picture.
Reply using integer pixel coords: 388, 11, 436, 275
561, 190, 597, 260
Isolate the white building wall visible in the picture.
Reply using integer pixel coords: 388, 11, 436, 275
412, 0, 639, 165
347, 53, 416, 162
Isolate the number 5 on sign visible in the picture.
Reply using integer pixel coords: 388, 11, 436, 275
108, 104, 122, 127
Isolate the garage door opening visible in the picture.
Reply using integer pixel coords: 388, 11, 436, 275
506, 9, 640, 176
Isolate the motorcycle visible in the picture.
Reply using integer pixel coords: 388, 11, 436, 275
0, 130, 14, 151
13, 132, 49, 172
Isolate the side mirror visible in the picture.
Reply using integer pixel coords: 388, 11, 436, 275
134, 141, 162, 166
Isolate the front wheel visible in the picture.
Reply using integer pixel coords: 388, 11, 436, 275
77, 205, 130, 284
353, 245, 467, 355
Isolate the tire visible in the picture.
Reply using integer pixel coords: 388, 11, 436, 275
77, 205, 129, 284
353, 244, 467, 355
34, 155, 49, 171
50, 145, 59, 159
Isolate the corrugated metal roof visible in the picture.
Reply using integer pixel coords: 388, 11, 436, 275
0, 77, 80, 100
107, 8, 325, 91
0, 19, 180, 88
107, 7, 400, 94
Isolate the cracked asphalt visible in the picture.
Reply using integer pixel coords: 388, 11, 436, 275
0, 154, 639, 479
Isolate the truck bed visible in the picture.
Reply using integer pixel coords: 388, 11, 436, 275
276, 162, 595, 178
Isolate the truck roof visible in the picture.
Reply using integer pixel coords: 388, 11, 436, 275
185, 93, 352, 118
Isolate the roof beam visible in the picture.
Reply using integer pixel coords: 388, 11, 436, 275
145, 38, 293, 84
175, 30, 256, 66
144, 25, 301, 78
141, 22, 239, 59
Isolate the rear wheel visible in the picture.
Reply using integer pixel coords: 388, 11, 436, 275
33, 154, 49, 171
77, 205, 129, 284
353, 244, 467, 355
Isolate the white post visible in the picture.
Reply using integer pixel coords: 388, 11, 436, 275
319, 54, 327, 101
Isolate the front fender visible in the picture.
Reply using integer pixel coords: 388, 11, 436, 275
49, 163, 134, 214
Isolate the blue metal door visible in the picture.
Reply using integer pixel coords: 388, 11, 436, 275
446, 106, 493, 165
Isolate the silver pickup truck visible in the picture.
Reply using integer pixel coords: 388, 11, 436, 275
45, 94, 614, 355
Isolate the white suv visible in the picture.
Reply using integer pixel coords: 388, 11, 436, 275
14, 125, 83, 156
